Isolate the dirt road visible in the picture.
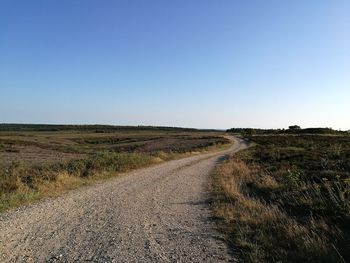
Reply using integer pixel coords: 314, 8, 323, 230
0, 137, 248, 263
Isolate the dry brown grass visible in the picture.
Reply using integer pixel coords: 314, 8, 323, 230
212, 156, 343, 262
0, 138, 231, 213
0, 152, 158, 212
36, 172, 86, 197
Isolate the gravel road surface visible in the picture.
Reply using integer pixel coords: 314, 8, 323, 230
0, 137, 248, 263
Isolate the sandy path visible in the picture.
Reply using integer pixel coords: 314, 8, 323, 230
0, 137, 247, 263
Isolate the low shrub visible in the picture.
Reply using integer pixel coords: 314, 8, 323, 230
212, 135, 350, 262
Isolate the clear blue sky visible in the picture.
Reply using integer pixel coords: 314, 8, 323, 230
1, 1, 349, 130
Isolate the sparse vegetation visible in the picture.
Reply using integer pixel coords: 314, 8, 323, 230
0, 125, 230, 212
0, 126, 228, 164
212, 135, 350, 262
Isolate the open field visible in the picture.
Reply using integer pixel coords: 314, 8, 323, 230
0, 125, 229, 212
0, 125, 227, 164
212, 134, 350, 262
0, 137, 246, 262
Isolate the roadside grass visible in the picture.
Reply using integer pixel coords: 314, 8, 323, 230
0, 152, 154, 212
0, 139, 231, 213
211, 135, 350, 262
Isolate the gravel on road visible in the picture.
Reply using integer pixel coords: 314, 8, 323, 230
0, 137, 248, 263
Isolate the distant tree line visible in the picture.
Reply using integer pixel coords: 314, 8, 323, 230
227, 126, 349, 136
0, 123, 219, 133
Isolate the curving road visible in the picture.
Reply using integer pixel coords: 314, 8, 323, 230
0, 137, 248, 263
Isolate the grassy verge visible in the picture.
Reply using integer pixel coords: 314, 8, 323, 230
0, 152, 156, 212
0, 140, 230, 213
211, 135, 350, 262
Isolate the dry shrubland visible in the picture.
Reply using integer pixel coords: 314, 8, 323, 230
0, 127, 230, 212
212, 135, 350, 262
